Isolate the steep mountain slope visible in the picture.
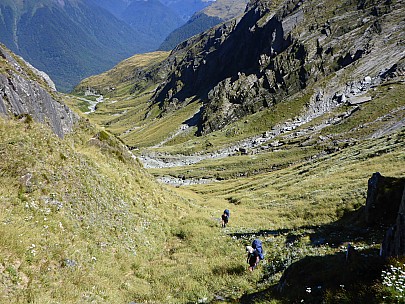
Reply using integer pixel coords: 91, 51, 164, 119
150, 0, 404, 135
159, 0, 249, 51
0, 0, 154, 92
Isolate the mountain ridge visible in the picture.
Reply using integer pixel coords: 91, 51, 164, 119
159, 0, 249, 51
0, 0, 156, 92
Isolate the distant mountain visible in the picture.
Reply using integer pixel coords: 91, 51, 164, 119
159, 0, 248, 51
95, 0, 215, 48
159, 0, 214, 22
96, 0, 210, 50
93, 0, 131, 17
120, 0, 184, 45
0, 0, 155, 92
96, 0, 212, 22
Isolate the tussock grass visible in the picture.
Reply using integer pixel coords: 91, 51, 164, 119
0, 116, 272, 303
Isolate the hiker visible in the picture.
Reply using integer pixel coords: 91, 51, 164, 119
346, 243, 357, 263
221, 209, 230, 228
249, 239, 264, 270
246, 246, 260, 271
252, 239, 264, 260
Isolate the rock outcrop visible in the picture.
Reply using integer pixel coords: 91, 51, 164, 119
365, 172, 405, 226
0, 45, 77, 138
380, 182, 405, 258
361, 171, 405, 258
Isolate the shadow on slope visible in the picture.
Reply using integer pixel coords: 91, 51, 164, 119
228, 209, 379, 249
234, 200, 399, 303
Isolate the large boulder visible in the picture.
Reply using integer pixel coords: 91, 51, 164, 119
381, 188, 405, 258
364, 172, 405, 226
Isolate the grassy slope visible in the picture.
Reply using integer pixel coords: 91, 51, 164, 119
2, 117, 402, 303
0, 116, 268, 303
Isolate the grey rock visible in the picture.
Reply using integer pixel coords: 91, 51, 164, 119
0, 45, 77, 138
348, 95, 372, 105
364, 172, 405, 226
215, 295, 226, 301
381, 187, 405, 258
22, 59, 57, 92
62, 259, 77, 268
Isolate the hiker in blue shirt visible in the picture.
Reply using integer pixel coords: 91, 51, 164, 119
246, 239, 264, 271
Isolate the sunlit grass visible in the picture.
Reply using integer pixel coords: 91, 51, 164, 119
0, 116, 279, 303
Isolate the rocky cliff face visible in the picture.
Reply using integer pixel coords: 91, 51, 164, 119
0, 45, 77, 138
146, 0, 404, 134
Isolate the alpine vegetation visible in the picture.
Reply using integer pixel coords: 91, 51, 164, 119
1, 0, 405, 303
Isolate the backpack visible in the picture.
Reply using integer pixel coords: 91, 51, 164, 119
252, 239, 264, 260
224, 209, 230, 218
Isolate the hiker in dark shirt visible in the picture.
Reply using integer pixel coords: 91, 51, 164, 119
221, 209, 230, 228
246, 246, 260, 271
